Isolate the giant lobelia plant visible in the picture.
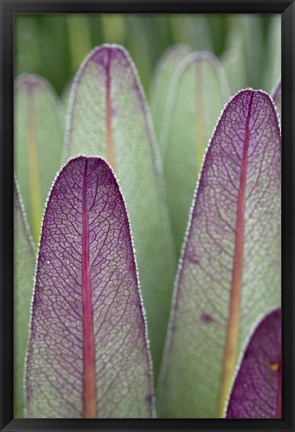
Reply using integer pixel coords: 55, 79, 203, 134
14, 44, 282, 418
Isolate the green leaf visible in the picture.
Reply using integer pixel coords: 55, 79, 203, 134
149, 44, 191, 148
272, 79, 281, 119
162, 52, 229, 256
15, 75, 65, 243
158, 90, 281, 418
14, 178, 35, 418
221, 18, 247, 94
264, 16, 281, 93
61, 79, 72, 111
242, 16, 264, 89
64, 44, 176, 376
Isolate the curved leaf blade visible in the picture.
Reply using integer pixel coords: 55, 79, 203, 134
162, 52, 229, 256
25, 157, 154, 418
158, 90, 281, 418
226, 308, 281, 418
14, 179, 35, 417
15, 75, 64, 243
149, 44, 191, 147
65, 44, 176, 375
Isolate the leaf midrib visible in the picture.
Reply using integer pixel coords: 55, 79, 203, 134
82, 159, 97, 418
218, 92, 255, 417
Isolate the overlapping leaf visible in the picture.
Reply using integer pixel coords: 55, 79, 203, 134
15, 75, 64, 243
14, 179, 35, 417
149, 44, 191, 146
158, 90, 281, 418
25, 157, 154, 418
226, 308, 281, 418
161, 52, 229, 255
64, 44, 175, 375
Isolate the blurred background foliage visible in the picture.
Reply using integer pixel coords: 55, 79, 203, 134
15, 14, 281, 97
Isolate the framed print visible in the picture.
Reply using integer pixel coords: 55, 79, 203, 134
0, 0, 294, 431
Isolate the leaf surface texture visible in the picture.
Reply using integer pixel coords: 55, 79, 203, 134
26, 157, 153, 418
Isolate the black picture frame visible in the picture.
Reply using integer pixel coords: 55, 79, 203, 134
0, 1, 294, 431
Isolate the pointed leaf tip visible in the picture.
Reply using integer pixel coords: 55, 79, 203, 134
25, 156, 153, 418
158, 89, 281, 418
226, 308, 281, 418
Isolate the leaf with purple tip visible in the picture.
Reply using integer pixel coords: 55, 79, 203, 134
65, 44, 176, 375
25, 156, 154, 418
161, 52, 229, 256
226, 308, 281, 418
158, 90, 281, 418
272, 80, 281, 119
14, 178, 35, 417
15, 75, 64, 243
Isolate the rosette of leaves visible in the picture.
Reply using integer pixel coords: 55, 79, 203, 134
14, 45, 281, 419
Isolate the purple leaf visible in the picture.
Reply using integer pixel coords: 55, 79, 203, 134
226, 308, 281, 418
25, 156, 154, 418
158, 90, 281, 418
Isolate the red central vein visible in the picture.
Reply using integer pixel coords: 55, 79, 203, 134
82, 160, 96, 418
218, 93, 254, 417
275, 362, 282, 418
